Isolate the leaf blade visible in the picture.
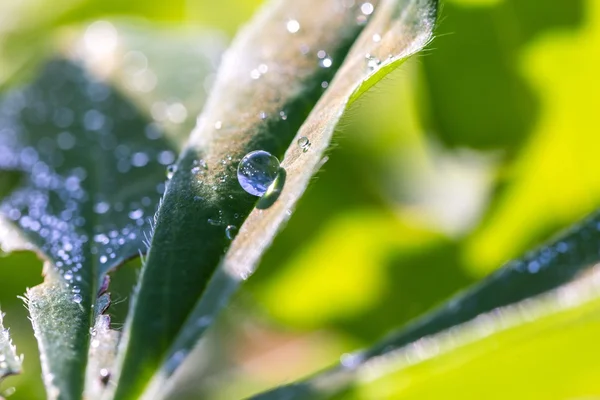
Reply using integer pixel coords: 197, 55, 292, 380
110, 0, 384, 398
252, 209, 600, 398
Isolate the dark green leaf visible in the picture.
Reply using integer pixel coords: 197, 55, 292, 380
0, 59, 175, 399
253, 210, 600, 398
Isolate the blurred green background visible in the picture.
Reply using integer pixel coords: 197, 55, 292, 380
1, 0, 600, 398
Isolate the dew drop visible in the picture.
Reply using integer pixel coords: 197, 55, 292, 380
286, 19, 300, 33
225, 225, 238, 240
214, 120, 222, 130
128, 208, 144, 220
166, 164, 177, 179
361, 2, 374, 15
237, 150, 281, 197
94, 201, 110, 214
297, 137, 311, 152
320, 57, 333, 68
250, 69, 261, 79
73, 294, 83, 304
365, 53, 381, 71
279, 110, 287, 120
158, 150, 175, 165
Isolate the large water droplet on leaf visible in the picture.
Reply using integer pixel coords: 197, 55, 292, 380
237, 150, 280, 197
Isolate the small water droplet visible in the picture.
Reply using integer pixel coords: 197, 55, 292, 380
372, 33, 381, 42
297, 137, 311, 152
321, 81, 329, 88
258, 64, 268, 74
340, 352, 364, 369
128, 208, 144, 220
279, 110, 287, 120
225, 225, 238, 240
100, 368, 111, 385
365, 53, 381, 70
94, 201, 110, 214
361, 2, 374, 15
259, 111, 267, 120
319, 54, 332, 68
73, 294, 83, 304
237, 150, 281, 197
214, 120, 222, 130
286, 19, 300, 33
166, 164, 177, 179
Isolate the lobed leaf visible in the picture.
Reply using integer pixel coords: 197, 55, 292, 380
0, 311, 21, 382
253, 209, 600, 398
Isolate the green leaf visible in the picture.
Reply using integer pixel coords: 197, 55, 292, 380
0, 311, 21, 382
311, 269, 600, 399
253, 210, 600, 398
110, 0, 387, 398
0, 58, 175, 399
0, 20, 220, 399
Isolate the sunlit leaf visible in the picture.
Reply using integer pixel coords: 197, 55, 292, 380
311, 270, 600, 400
253, 209, 600, 398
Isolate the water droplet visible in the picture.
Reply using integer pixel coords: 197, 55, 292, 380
94, 201, 110, 214
361, 2, 374, 15
319, 57, 332, 68
365, 53, 381, 70
286, 19, 300, 33
250, 69, 261, 79
214, 120, 222, 130
225, 225, 238, 240
166, 164, 177, 179
258, 64, 268, 74
321, 81, 329, 88
73, 294, 83, 304
100, 368, 111, 385
372, 33, 381, 42
237, 150, 281, 197
100, 255, 108, 264
279, 110, 288, 120
297, 137, 311, 152
128, 208, 144, 220
340, 352, 364, 369
259, 111, 267, 120
157, 150, 175, 165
